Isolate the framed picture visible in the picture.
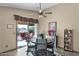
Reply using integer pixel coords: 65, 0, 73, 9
49, 22, 57, 31
7, 24, 14, 29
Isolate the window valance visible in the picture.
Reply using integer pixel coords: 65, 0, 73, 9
14, 15, 38, 23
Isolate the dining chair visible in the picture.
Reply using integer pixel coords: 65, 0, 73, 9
35, 38, 47, 56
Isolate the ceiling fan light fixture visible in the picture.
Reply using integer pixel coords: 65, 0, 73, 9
39, 10, 42, 13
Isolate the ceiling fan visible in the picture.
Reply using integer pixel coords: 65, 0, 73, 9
38, 3, 52, 18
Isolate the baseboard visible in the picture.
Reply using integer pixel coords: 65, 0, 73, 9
73, 50, 79, 54
0, 48, 17, 54
57, 46, 64, 49
0, 46, 26, 54
57, 46, 79, 54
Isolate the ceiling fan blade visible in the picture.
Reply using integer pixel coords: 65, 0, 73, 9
38, 3, 46, 18
42, 14, 47, 17
45, 12, 52, 14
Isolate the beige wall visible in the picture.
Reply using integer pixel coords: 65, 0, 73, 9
39, 4, 79, 52
1, 3, 79, 53
0, 7, 38, 53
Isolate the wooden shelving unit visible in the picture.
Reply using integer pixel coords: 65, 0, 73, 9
64, 29, 73, 51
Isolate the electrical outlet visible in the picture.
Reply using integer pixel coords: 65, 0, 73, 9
5, 45, 8, 48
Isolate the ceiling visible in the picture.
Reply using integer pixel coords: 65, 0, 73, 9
0, 3, 58, 12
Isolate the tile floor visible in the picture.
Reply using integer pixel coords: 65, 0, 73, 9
0, 47, 79, 56
55, 48, 79, 56
0, 47, 27, 56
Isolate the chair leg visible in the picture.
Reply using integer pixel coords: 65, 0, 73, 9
27, 50, 29, 56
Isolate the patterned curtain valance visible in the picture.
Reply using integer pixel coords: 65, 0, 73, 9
14, 15, 38, 23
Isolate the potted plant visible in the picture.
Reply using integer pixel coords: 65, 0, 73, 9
39, 33, 44, 39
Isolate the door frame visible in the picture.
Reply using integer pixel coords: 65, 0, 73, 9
16, 21, 38, 48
